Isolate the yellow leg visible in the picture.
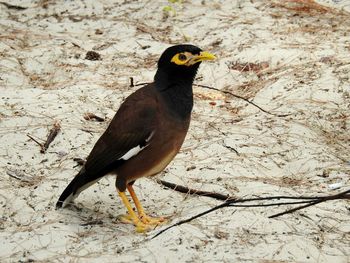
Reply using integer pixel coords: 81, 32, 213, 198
127, 185, 166, 225
118, 191, 149, 232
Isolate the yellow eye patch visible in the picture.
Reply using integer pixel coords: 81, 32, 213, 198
171, 51, 216, 66
171, 52, 192, 65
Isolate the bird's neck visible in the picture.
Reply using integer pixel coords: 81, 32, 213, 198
154, 68, 195, 119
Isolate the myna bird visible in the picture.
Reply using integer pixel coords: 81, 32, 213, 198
56, 44, 216, 232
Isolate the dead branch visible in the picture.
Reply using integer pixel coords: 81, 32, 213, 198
268, 189, 350, 218
41, 121, 61, 153
152, 188, 350, 239
157, 179, 235, 201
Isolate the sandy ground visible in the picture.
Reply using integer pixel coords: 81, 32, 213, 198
1, 0, 349, 262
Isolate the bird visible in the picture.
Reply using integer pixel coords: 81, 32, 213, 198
56, 44, 216, 232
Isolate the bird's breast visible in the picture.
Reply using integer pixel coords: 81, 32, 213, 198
142, 149, 178, 178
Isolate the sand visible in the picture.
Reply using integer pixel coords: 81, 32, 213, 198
0, 0, 349, 262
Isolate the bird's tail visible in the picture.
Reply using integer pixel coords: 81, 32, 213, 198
56, 168, 101, 209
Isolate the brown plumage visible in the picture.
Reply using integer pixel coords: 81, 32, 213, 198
56, 44, 215, 232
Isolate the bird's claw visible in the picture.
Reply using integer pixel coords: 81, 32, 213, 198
118, 213, 166, 232
118, 214, 134, 224
139, 214, 166, 225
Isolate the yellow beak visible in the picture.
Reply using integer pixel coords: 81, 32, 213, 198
197, 51, 216, 61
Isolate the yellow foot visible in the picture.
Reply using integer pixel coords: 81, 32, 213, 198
117, 214, 158, 233
118, 213, 166, 232
139, 214, 167, 225
118, 214, 134, 224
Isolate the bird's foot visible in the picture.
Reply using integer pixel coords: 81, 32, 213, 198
139, 213, 166, 225
118, 214, 155, 233
118, 213, 166, 232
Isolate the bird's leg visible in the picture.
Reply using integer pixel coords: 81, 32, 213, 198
118, 191, 150, 232
127, 185, 166, 225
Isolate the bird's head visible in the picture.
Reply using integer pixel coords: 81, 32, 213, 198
157, 44, 216, 74
155, 45, 215, 116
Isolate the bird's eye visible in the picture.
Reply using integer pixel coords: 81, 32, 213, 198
178, 53, 187, 61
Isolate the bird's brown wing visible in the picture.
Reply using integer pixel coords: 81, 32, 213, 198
84, 85, 158, 177
56, 85, 158, 208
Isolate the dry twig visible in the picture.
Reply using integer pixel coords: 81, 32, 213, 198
157, 179, 235, 201
194, 84, 291, 117
41, 121, 61, 153
28, 121, 62, 153
84, 113, 105, 122
0, 1, 27, 10
152, 188, 350, 239
27, 134, 44, 149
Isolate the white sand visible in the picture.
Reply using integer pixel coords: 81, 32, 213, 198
0, 0, 349, 262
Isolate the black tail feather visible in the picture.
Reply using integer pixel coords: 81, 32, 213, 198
56, 168, 99, 209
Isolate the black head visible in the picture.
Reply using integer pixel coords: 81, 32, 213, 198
154, 45, 216, 118
157, 44, 216, 72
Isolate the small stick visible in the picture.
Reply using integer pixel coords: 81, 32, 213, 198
7, 171, 22, 180
6, 169, 31, 182
268, 200, 321, 219
83, 112, 105, 122
129, 77, 134, 87
27, 134, 44, 149
0, 2, 27, 10
268, 188, 350, 218
80, 220, 103, 226
41, 121, 61, 153
152, 203, 234, 239
157, 179, 234, 201
194, 84, 291, 117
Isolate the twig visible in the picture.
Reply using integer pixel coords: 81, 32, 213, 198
41, 121, 61, 153
152, 202, 234, 239
80, 220, 103, 226
27, 134, 44, 149
152, 189, 350, 239
158, 180, 348, 202
84, 113, 105, 122
268, 200, 321, 219
223, 145, 240, 155
157, 179, 234, 201
194, 84, 291, 117
208, 122, 240, 155
152, 199, 321, 239
6, 169, 32, 182
268, 188, 350, 218
0, 2, 27, 10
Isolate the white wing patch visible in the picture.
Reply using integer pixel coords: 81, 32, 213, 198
119, 145, 146, 161
118, 131, 155, 161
